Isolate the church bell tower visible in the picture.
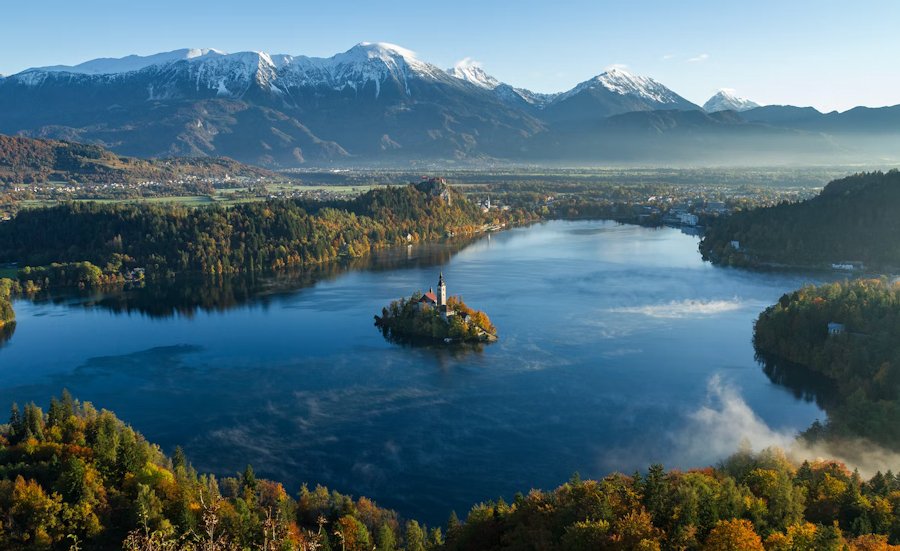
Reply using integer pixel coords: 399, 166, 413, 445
437, 272, 447, 307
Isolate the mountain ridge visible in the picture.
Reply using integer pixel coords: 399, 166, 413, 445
2, 43, 899, 166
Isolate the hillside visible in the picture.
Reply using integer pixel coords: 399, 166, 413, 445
700, 170, 900, 269
754, 278, 900, 450
0, 179, 504, 280
0, 134, 276, 184
2, 394, 899, 550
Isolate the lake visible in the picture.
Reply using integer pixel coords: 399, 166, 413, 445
0, 220, 830, 525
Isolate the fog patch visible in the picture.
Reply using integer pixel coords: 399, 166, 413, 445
675, 375, 900, 478
611, 298, 745, 319
672, 375, 795, 466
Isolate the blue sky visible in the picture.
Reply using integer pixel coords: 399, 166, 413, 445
2, 0, 898, 111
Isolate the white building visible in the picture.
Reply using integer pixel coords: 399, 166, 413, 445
678, 212, 699, 226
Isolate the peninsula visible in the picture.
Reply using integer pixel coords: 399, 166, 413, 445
375, 273, 497, 344
754, 278, 900, 450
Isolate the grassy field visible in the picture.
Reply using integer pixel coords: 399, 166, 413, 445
13, 183, 385, 211
19, 195, 236, 209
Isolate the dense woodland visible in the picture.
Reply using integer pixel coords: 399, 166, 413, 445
0, 181, 516, 284
754, 279, 900, 451
376, 294, 497, 344
700, 170, 900, 269
2, 395, 900, 550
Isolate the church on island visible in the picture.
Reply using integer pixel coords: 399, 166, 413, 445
375, 272, 496, 344
415, 272, 470, 323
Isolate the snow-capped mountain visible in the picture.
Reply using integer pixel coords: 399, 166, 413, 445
276, 42, 459, 98
30, 48, 226, 75
17, 43, 459, 101
0, 43, 542, 164
559, 68, 685, 104
0, 43, 889, 165
703, 89, 760, 112
446, 58, 501, 89
13, 47, 690, 112
543, 67, 699, 122
445, 59, 558, 109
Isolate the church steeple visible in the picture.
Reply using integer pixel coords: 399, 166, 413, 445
437, 272, 447, 307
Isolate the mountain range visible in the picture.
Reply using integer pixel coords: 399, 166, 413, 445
1, 43, 898, 166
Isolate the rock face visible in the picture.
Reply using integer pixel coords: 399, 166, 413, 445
414, 177, 452, 205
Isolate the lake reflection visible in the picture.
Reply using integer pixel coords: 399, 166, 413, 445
0, 220, 832, 525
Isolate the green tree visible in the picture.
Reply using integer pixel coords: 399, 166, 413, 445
405, 520, 426, 551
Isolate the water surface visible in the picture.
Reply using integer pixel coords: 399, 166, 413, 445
0, 220, 830, 524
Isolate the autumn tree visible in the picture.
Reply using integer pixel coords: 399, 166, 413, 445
702, 519, 764, 551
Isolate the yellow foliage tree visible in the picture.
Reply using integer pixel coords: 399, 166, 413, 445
702, 519, 764, 551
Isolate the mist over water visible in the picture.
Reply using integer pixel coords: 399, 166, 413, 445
0, 220, 841, 524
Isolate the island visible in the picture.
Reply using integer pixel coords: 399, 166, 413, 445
375, 273, 497, 344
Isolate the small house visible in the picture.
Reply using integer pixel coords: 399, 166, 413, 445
827, 322, 845, 336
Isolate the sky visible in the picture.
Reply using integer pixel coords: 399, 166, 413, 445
1, 0, 898, 112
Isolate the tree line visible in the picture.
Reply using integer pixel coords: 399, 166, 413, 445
0, 277, 14, 327
754, 278, 900, 451
2, 395, 900, 550
701, 170, 900, 269
0, 182, 493, 283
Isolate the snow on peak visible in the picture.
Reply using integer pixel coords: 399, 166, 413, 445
595, 68, 678, 102
277, 42, 449, 97
28, 48, 226, 75
446, 57, 500, 89
703, 89, 760, 112
16, 43, 454, 98
350, 42, 420, 62
560, 67, 682, 105
331, 42, 440, 77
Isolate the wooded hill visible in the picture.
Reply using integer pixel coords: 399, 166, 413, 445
2, 394, 900, 550
0, 180, 508, 281
0, 134, 276, 184
700, 170, 900, 269
754, 278, 900, 450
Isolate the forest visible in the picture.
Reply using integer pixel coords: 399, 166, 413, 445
0, 180, 517, 284
375, 294, 497, 344
2, 394, 900, 550
754, 278, 900, 450
700, 170, 900, 269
